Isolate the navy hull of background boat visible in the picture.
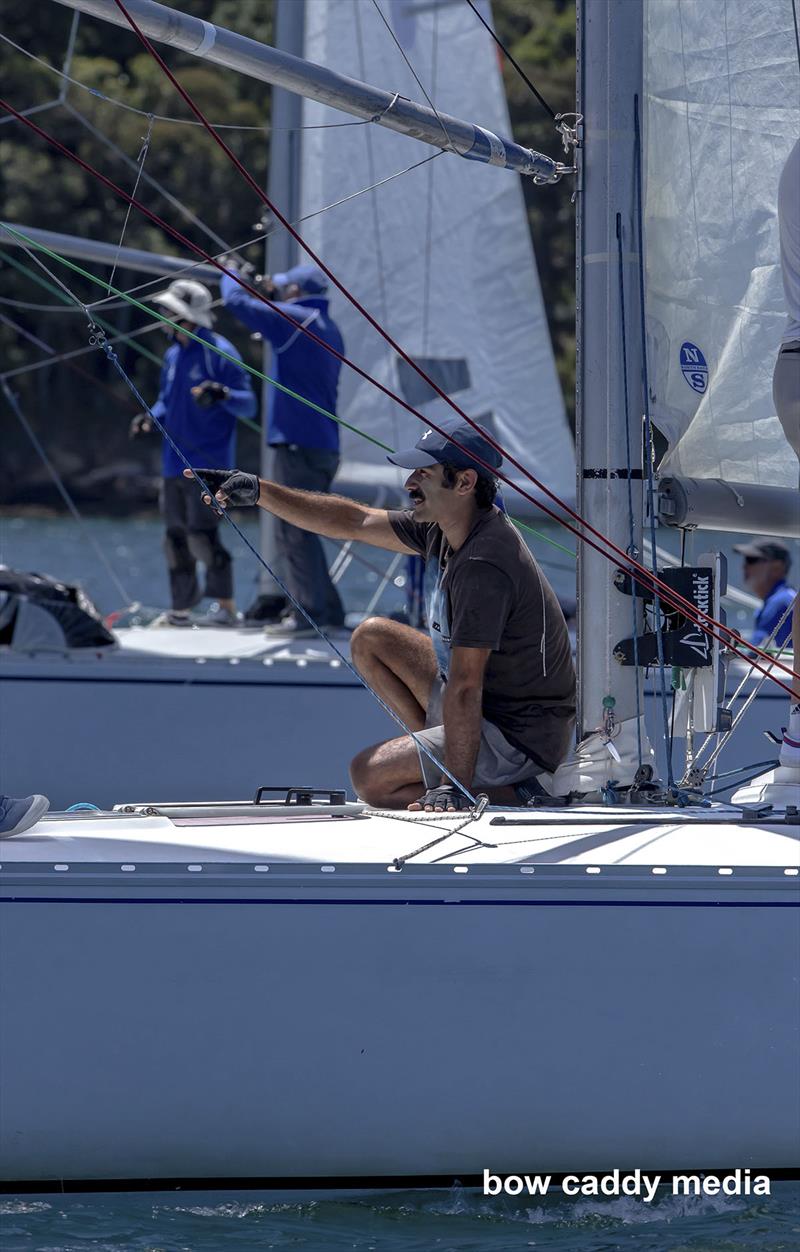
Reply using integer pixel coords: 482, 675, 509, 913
0, 644, 781, 808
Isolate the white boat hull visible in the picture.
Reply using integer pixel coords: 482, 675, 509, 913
0, 804, 797, 1183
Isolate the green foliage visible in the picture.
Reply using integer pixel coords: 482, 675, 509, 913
0, 0, 576, 498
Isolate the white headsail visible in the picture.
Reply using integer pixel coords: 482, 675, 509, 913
644, 0, 800, 488
299, 0, 573, 501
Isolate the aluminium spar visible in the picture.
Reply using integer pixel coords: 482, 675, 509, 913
52, 0, 572, 182
1, 223, 218, 280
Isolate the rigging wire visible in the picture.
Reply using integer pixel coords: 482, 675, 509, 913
3, 102, 796, 694
98, 337, 476, 806
33, 18, 779, 682
1, 376, 133, 606
0, 151, 442, 318
369, 0, 455, 152
65, 102, 231, 257
0, 226, 575, 566
2, 189, 794, 704
1, 223, 392, 453
0, 264, 575, 569
352, 1, 397, 452
1, 243, 162, 366
688, 596, 797, 779
0, 30, 409, 134
463, 0, 557, 122
106, 112, 154, 294
0, 300, 405, 612
0, 310, 54, 356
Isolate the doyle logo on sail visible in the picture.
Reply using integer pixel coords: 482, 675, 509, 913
680, 342, 708, 394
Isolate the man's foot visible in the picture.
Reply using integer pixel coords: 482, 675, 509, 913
779, 703, 800, 768
0, 794, 49, 838
194, 602, 240, 628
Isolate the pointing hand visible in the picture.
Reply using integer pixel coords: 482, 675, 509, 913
184, 467, 260, 508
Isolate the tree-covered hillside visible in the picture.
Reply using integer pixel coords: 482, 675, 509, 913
0, 0, 575, 506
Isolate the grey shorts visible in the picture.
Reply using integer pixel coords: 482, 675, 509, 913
413, 676, 540, 791
774, 343, 800, 460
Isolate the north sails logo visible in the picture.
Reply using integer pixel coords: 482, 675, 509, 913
680, 342, 708, 395
420, 429, 433, 441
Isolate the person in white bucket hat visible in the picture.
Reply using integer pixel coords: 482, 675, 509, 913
130, 279, 257, 626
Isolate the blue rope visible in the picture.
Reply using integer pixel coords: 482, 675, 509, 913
633, 95, 675, 793
97, 334, 475, 806
615, 212, 643, 769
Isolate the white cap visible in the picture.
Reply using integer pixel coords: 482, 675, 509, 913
151, 279, 215, 329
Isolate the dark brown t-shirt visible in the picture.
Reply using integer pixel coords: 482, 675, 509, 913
389, 506, 576, 772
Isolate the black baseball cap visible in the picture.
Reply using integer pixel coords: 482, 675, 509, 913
386, 416, 503, 475
733, 539, 791, 565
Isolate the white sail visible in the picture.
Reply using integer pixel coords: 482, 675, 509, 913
644, 0, 800, 488
299, 0, 573, 501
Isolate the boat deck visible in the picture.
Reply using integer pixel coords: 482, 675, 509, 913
1, 800, 797, 870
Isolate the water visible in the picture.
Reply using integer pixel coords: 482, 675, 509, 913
2, 1184, 799, 1251
0, 511, 785, 639
0, 512, 415, 622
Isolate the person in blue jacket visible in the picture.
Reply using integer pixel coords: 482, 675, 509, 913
131, 279, 257, 627
733, 538, 795, 648
220, 262, 346, 634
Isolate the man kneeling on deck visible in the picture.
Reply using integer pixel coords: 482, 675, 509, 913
188, 416, 576, 811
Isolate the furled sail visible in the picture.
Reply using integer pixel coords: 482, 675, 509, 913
644, 0, 800, 488
299, 0, 573, 502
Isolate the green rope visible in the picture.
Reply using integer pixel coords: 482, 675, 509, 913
1, 224, 393, 452
0, 246, 163, 366
2, 224, 577, 562
512, 516, 575, 559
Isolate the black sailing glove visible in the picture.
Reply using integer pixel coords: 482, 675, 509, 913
189, 469, 260, 507
418, 784, 473, 812
191, 380, 230, 408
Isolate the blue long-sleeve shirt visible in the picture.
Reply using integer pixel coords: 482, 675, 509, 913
752, 578, 795, 648
221, 273, 343, 451
151, 328, 257, 477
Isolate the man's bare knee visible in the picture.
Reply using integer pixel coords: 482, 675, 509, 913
350, 736, 422, 806
350, 616, 396, 667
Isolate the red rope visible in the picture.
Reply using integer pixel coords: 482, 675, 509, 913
106, 0, 800, 692
3, 94, 797, 698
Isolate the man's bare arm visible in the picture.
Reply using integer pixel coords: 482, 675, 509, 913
184, 467, 413, 554
440, 646, 490, 788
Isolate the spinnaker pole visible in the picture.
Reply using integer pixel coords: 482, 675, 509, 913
52, 0, 569, 182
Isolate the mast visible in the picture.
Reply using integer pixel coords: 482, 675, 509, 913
576, 0, 646, 739
53, 0, 568, 182
256, 0, 304, 591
